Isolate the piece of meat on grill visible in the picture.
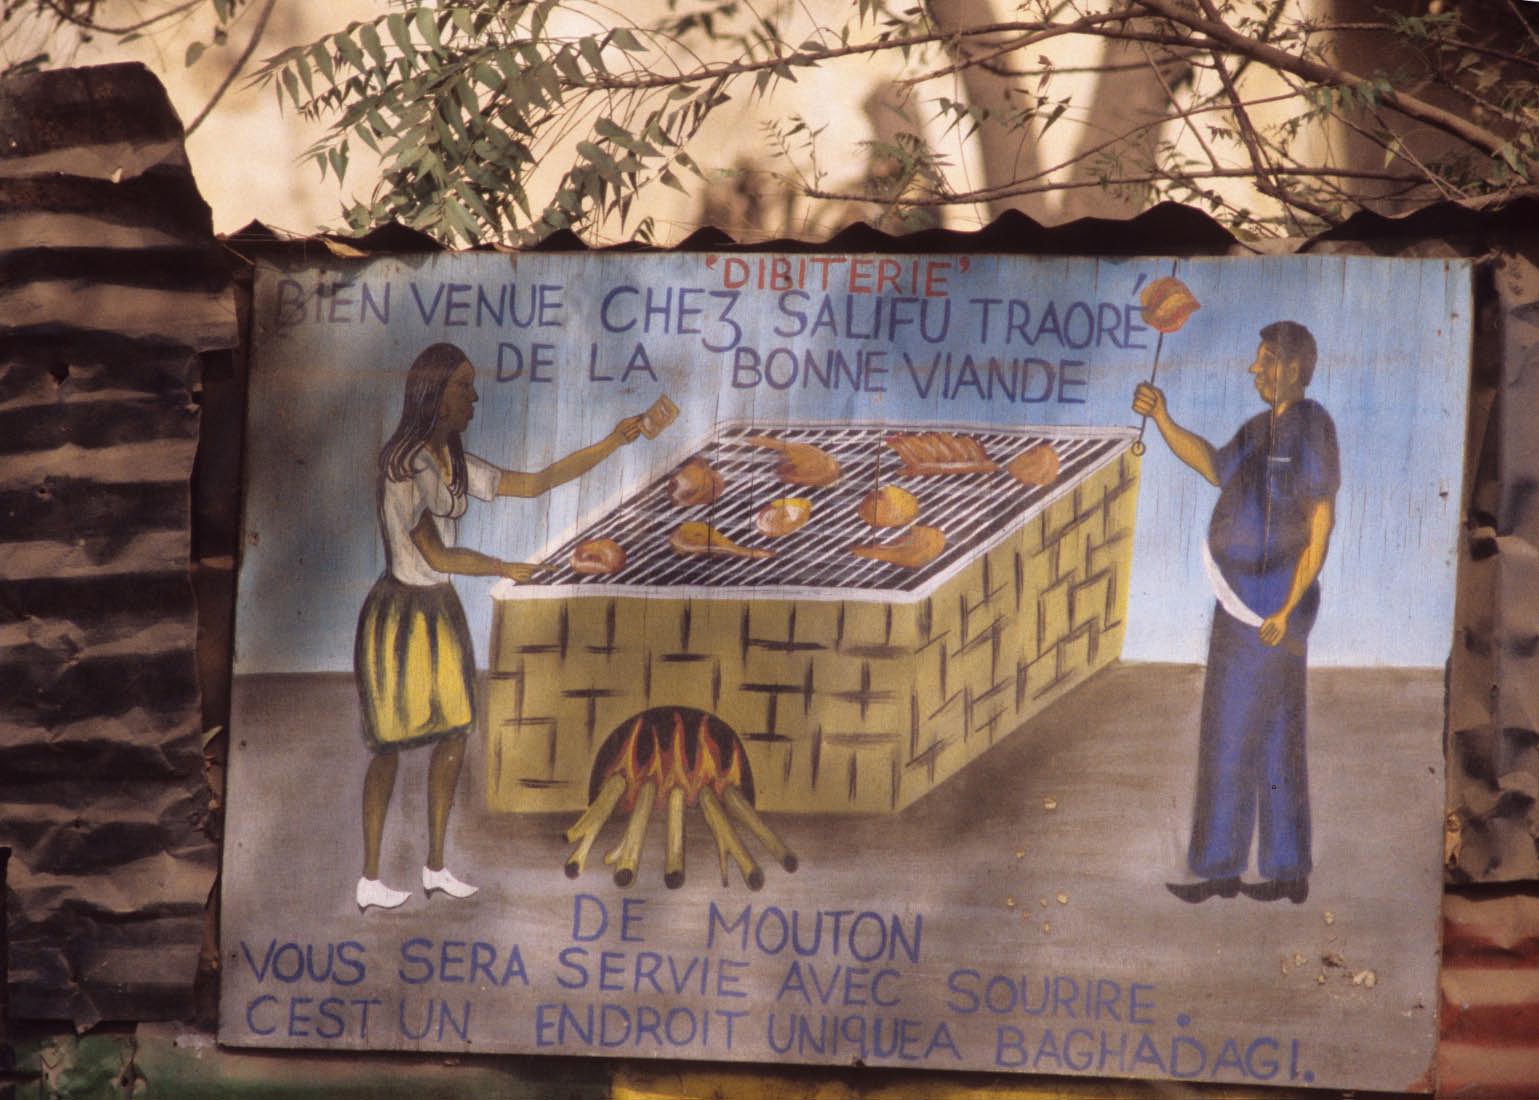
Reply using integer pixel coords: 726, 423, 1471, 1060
884, 432, 998, 475
668, 521, 775, 559
571, 537, 627, 575
741, 434, 841, 487
857, 485, 921, 527
754, 497, 813, 538
851, 525, 946, 569
1006, 442, 1061, 487
668, 457, 725, 507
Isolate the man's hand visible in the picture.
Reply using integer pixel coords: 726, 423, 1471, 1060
1259, 609, 1289, 647
1132, 382, 1168, 424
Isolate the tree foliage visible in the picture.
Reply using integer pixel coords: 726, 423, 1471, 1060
11, 0, 1539, 243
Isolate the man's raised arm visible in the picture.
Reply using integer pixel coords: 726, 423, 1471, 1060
1132, 383, 1219, 485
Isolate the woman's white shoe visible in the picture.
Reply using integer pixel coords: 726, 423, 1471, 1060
422, 865, 478, 898
356, 876, 411, 910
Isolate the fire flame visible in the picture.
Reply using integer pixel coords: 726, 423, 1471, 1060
608, 716, 664, 811
602, 710, 745, 809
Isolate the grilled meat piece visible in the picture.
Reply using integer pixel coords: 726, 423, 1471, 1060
668, 457, 725, 507
1139, 275, 1200, 334
668, 521, 775, 559
851, 525, 946, 569
1006, 442, 1060, 487
571, 537, 627, 575
857, 485, 921, 527
754, 497, 813, 538
742, 434, 841, 487
884, 432, 997, 475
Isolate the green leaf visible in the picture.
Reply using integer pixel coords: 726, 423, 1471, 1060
554, 48, 584, 84
609, 27, 644, 51
1040, 100, 1068, 136
359, 23, 387, 67
473, 61, 502, 90
576, 141, 618, 173
579, 35, 607, 75
455, 179, 496, 226
184, 41, 205, 67
293, 52, 314, 97
310, 43, 334, 84
335, 32, 366, 72
387, 14, 413, 56
594, 116, 637, 149
354, 122, 381, 153
442, 195, 477, 242
281, 66, 302, 108
415, 8, 442, 50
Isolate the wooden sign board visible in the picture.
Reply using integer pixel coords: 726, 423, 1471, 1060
221, 252, 1467, 1092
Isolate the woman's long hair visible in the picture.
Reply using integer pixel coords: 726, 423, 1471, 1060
379, 343, 469, 499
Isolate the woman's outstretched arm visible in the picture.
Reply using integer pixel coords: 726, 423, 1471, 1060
496, 415, 643, 498
410, 515, 538, 582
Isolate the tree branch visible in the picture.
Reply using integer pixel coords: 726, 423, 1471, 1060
561, 17, 1224, 94
39, 0, 203, 35
900, 9, 1135, 85
1131, 0, 1522, 164
1190, 0, 1302, 232
185, 0, 277, 135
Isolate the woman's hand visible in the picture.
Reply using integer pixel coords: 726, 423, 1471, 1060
611, 415, 644, 445
498, 561, 538, 583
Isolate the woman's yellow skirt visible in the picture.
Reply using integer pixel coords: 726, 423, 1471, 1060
354, 576, 476, 752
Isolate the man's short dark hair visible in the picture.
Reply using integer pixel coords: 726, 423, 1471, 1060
1259, 321, 1318, 386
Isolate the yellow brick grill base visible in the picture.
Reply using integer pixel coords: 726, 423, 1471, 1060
487, 448, 1140, 814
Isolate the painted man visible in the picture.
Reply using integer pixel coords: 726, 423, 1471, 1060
1132, 321, 1338, 904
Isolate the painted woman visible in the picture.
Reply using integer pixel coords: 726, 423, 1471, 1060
354, 342, 642, 909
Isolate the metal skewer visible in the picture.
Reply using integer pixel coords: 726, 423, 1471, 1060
1132, 329, 1166, 457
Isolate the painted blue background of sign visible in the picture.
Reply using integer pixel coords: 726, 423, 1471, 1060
234, 252, 1469, 674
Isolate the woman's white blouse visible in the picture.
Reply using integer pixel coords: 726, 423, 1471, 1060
380, 449, 499, 585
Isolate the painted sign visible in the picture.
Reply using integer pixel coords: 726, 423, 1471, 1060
222, 251, 1469, 1092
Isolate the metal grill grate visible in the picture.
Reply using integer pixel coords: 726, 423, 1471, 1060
530, 422, 1132, 598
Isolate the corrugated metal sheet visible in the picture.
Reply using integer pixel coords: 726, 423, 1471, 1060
1299, 202, 1539, 887
1447, 251, 1539, 883
1440, 891, 1539, 1098
0, 62, 234, 1028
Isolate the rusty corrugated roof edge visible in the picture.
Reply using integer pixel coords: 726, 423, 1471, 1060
220, 188, 1539, 269
220, 201, 1245, 262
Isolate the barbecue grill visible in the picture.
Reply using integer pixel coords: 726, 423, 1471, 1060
531, 423, 1128, 598
486, 420, 1141, 819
